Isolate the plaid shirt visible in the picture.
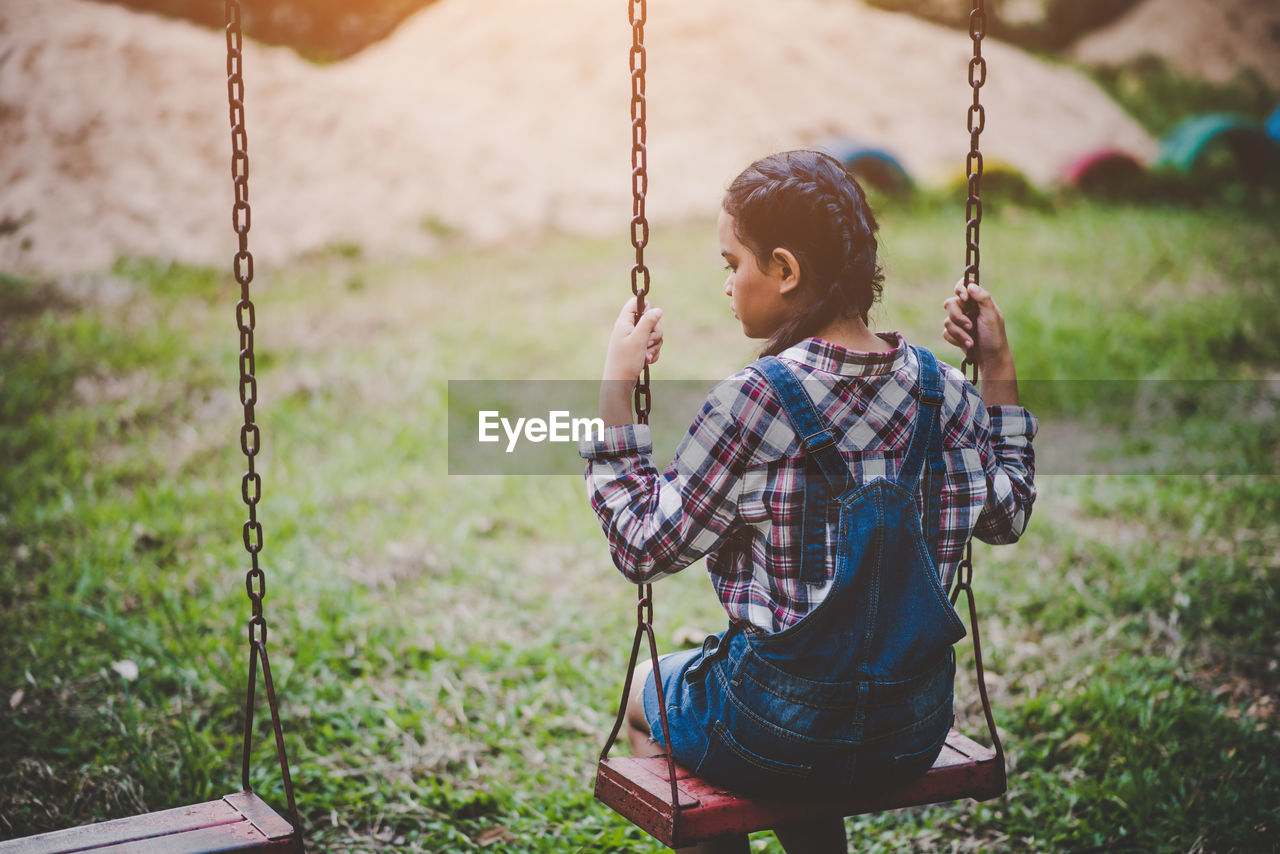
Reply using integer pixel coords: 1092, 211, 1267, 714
582, 334, 1038, 634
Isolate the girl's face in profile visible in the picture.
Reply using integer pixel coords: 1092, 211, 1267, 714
717, 208, 793, 340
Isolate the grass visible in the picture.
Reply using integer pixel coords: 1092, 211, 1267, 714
2, 197, 1279, 852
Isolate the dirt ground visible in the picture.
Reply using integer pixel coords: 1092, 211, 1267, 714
4, 0, 1249, 277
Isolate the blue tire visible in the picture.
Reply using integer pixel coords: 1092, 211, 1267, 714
816, 138, 914, 197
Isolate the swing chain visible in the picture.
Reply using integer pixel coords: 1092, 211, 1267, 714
597, 0, 680, 816
950, 550, 1004, 764
636, 584, 654, 627
225, 1, 302, 842
227, 0, 264, 635
629, 0, 651, 425
625, 1, 665, 768
960, 0, 983, 632
961, 0, 986, 378
955, 0, 1002, 770
964, 0, 986, 291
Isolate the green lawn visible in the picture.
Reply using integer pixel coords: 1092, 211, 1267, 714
2, 196, 1278, 851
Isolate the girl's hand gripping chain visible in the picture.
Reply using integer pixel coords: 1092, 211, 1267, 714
942, 280, 1020, 407
599, 296, 664, 426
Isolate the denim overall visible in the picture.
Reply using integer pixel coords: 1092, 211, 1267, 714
646, 346, 967, 797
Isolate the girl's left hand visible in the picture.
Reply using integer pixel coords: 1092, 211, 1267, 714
942, 279, 1012, 373
603, 296, 664, 383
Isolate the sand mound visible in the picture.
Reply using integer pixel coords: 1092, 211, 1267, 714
1, 0, 1157, 277
1072, 0, 1280, 89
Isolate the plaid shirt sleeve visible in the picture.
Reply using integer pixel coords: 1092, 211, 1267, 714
580, 376, 763, 584
972, 402, 1038, 544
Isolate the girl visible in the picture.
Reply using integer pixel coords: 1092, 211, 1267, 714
582, 150, 1037, 854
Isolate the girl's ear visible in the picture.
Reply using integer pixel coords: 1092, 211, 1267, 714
772, 248, 801, 295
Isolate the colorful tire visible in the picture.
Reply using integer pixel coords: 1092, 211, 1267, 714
1060, 148, 1145, 194
817, 138, 914, 196
1156, 113, 1279, 180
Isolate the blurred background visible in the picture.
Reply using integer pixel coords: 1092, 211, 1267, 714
4, 0, 1278, 276
2, 1, 1278, 852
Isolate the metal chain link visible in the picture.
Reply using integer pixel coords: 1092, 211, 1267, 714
599, 0, 679, 815
955, 0, 1003, 766
225, 3, 302, 838
625, 0, 656, 703
225, 0, 266, 649
959, 0, 986, 602
629, 0, 651, 425
962, 0, 986, 381
963, 0, 986, 292
959, 0, 987, 593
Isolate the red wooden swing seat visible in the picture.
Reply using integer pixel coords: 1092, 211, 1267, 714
595, 728, 1004, 848
0, 793, 301, 854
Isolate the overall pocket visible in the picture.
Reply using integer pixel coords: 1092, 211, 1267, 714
888, 717, 951, 782
697, 721, 813, 796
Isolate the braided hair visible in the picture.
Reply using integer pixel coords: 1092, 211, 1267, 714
723, 150, 884, 357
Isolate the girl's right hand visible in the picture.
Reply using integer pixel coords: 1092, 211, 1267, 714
599, 297, 664, 427
603, 296, 664, 384
942, 280, 1013, 373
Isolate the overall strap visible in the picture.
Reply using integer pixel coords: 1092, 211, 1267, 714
753, 357, 849, 583
753, 357, 852, 488
899, 346, 946, 564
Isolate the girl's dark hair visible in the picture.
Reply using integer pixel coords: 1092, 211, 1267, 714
723, 149, 884, 357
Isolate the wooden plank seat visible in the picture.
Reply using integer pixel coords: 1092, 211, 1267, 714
0, 792, 301, 854
595, 728, 1005, 848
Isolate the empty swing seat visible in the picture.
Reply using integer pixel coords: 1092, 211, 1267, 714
0, 792, 301, 854
595, 728, 1004, 848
